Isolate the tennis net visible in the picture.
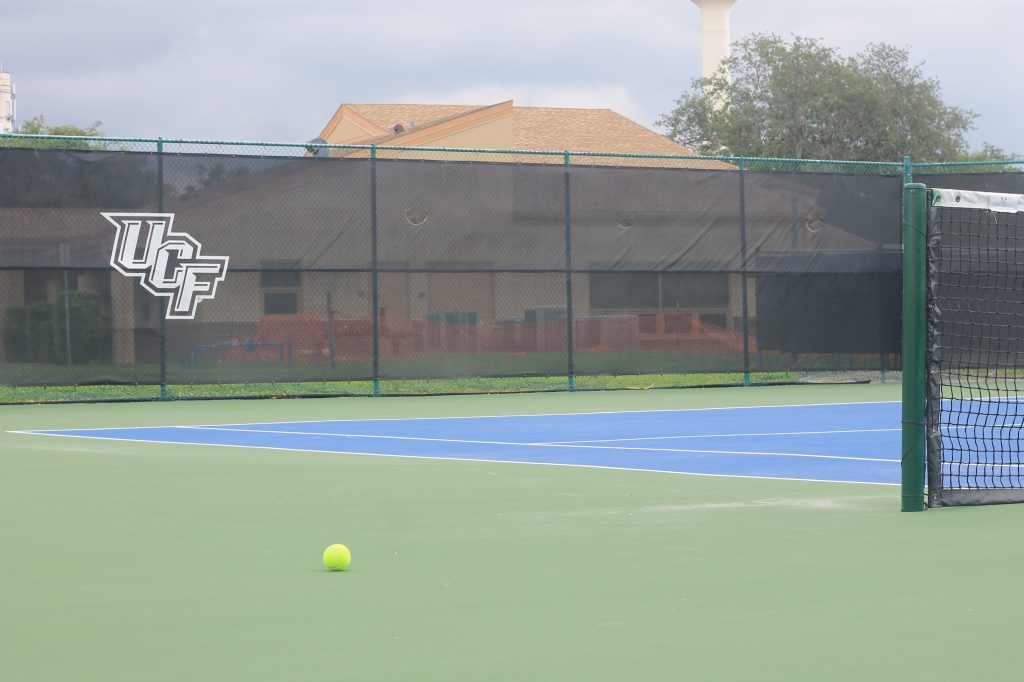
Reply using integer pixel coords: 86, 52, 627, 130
925, 188, 1024, 506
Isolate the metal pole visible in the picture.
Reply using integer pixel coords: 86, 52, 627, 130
563, 151, 575, 392
901, 182, 927, 512
878, 247, 887, 385
157, 138, 168, 399
738, 159, 750, 386
370, 146, 381, 396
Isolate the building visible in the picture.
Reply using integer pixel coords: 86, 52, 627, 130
299, 101, 746, 359
690, 0, 737, 81
316, 100, 729, 169
0, 69, 15, 133
0, 100, 892, 375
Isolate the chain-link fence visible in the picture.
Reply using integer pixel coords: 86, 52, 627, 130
1, 133, 1021, 402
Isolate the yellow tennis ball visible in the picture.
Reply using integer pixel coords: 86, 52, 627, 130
323, 544, 352, 571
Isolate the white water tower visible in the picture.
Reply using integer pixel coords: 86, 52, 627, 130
690, 0, 737, 80
0, 68, 15, 133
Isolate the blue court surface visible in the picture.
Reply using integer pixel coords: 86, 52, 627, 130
18, 400, 902, 485
936, 397, 1024, 486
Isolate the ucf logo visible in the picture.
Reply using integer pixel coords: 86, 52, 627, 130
102, 213, 229, 320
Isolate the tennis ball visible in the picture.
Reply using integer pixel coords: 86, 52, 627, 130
323, 544, 352, 571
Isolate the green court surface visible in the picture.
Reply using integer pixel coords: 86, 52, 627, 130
2, 383, 1023, 681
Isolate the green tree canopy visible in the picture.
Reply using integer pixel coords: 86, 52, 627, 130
0, 117, 161, 208
658, 34, 985, 162
0, 115, 107, 149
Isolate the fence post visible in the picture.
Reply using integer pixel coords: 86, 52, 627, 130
563, 151, 575, 392
370, 145, 381, 397
157, 137, 168, 399
738, 158, 751, 387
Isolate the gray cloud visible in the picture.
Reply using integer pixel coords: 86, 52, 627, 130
2, 0, 1020, 155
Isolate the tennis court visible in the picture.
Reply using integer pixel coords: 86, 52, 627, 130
20, 400, 900, 485
3, 152, 1024, 680
5, 383, 1024, 682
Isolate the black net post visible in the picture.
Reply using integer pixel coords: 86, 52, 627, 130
563, 152, 575, 391
157, 137, 168, 399
900, 182, 927, 511
370, 145, 381, 396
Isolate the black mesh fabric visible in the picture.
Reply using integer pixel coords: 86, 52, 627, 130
916, 173, 1024, 195
745, 171, 902, 372
161, 153, 373, 269
571, 166, 742, 271
376, 159, 566, 270
3, 148, 976, 400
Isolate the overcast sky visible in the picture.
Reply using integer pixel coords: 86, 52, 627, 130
2, 0, 1021, 157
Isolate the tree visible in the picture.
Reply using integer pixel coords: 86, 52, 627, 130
0, 116, 160, 208
180, 162, 252, 196
957, 142, 1017, 163
0, 115, 107, 149
658, 34, 979, 162
914, 142, 1022, 174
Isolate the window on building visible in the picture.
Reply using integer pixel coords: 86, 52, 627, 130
589, 271, 730, 312
589, 272, 659, 309
660, 272, 729, 309
261, 262, 301, 315
263, 292, 299, 315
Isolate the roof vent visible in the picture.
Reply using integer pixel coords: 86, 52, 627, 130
305, 137, 328, 157
392, 123, 404, 134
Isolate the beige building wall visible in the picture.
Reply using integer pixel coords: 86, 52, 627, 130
379, 272, 411, 321
492, 272, 564, 320
384, 116, 514, 161
193, 272, 262, 322
571, 274, 590, 318
182, 270, 589, 327
189, 272, 374, 324
110, 276, 136, 364
305, 272, 372, 318
0, 71, 14, 134
726, 273, 756, 323
407, 273, 428, 320
328, 118, 379, 144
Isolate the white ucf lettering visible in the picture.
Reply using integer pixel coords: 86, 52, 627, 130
103, 213, 229, 320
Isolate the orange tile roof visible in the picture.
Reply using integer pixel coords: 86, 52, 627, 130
511, 107, 674, 153
321, 102, 732, 169
510, 107, 729, 169
347, 104, 486, 131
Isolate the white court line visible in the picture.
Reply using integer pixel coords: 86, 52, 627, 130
180, 425, 896, 463
9, 399, 900, 434
13, 431, 898, 487
540, 427, 899, 445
